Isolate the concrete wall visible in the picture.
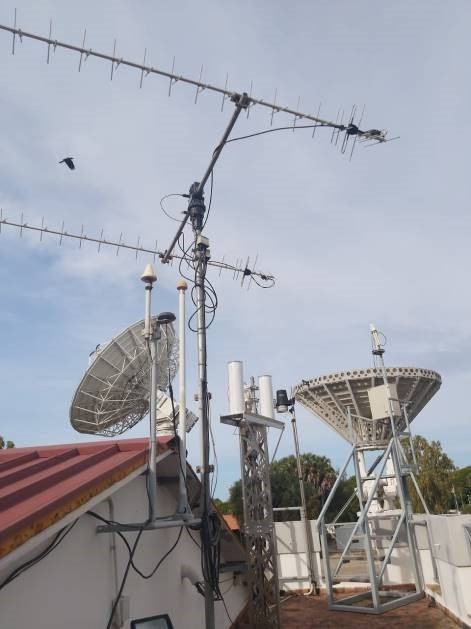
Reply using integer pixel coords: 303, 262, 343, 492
416, 514, 471, 627
0, 474, 247, 629
275, 520, 322, 592
275, 514, 471, 627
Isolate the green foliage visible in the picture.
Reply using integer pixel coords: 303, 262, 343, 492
227, 479, 244, 521
223, 453, 358, 524
407, 435, 456, 514
0, 436, 14, 449
452, 465, 471, 510
213, 498, 230, 514
271, 454, 338, 521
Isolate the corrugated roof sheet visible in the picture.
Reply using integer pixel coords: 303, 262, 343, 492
0, 437, 173, 558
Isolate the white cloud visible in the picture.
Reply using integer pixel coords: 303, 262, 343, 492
1, 1, 470, 499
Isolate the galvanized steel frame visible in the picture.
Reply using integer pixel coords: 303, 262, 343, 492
239, 418, 281, 628
318, 420, 425, 614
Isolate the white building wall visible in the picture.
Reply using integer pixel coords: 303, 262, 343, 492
275, 520, 322, 592
275, 513, 471, 628
0, 474, 247, 629
418, 515, 471, 627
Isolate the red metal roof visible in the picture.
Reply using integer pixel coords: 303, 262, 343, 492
0, 437, 173, 558
223, 514, 240, 531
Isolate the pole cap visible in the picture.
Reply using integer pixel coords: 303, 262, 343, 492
141, 264, 157, 284
177, 279, 188, 291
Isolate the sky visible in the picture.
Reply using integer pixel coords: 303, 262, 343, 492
0, 1, 470, 500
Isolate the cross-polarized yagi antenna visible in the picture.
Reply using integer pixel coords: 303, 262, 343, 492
0, 12, 393, 151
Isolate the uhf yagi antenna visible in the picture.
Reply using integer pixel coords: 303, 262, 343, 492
0, 211, 274, 288
0, 11, 394, 157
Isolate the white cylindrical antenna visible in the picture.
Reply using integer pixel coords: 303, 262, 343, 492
259, 374, 274, 419
228, 360, 244, 414
176, 279, 191, 517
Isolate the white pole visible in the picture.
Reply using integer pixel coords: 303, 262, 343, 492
176, 279, 191, 516
141, 264, 158, 520
259, 375, 274, 419
228, 361, 244, 414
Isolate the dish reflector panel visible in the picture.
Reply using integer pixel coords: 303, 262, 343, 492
70, 318, 178, 436
294, 366, 441, 445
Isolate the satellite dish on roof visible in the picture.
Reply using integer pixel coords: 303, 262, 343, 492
70, 318, 178, 437
294, 366, 441, 446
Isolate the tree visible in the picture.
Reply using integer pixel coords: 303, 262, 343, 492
226, 479, 244, 521
0, 436, 14, 449
452, 465, 471, 513
270, 454, 340, 521
223, 453, 357, 524
213, 498, 230, 514
407, 435, 455, 514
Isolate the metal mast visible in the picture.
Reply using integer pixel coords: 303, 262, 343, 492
161, 94, 248, 629
221, 372, 284, 628
274, 389, 317, 594
240, 379, 281, 628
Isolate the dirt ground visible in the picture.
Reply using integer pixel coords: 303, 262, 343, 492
279, 593, 460, 628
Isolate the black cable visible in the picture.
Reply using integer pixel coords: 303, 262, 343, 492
219, 591, 234, 624
137, 527, 183, 580
165, 345, 192, 510
0, 519, 78, 592
177, 232, 196, 287
160, 193, 188, 223
213, 123, 328, 153
106, 528, 143, 629
94, 513, 184, 627
208, 400, 219, 498
185, 524, 234, 617
87, 512, 183, 581
249, 274, 275, 289
186, 526, 201, 549
201, 171, 213, 230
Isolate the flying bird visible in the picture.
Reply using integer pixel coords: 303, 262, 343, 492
59, 157, 75, 170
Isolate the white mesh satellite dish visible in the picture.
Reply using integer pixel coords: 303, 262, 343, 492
70, 318, 178, 436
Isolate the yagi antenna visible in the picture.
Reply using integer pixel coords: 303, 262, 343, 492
0, 15, 392, 147
0, 212, 274, 287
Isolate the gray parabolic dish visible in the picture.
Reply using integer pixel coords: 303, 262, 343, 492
70, 318, 178, 437
293, 367, 441, 445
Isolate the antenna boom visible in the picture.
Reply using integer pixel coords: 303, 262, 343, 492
0, 215, 274, 284
0, 21, 387, 142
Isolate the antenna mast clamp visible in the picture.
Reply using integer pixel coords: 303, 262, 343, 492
196, 234, 209, 248
231, 92, 250, 109
188, 182, 206, 231
220, 412, 284, 430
